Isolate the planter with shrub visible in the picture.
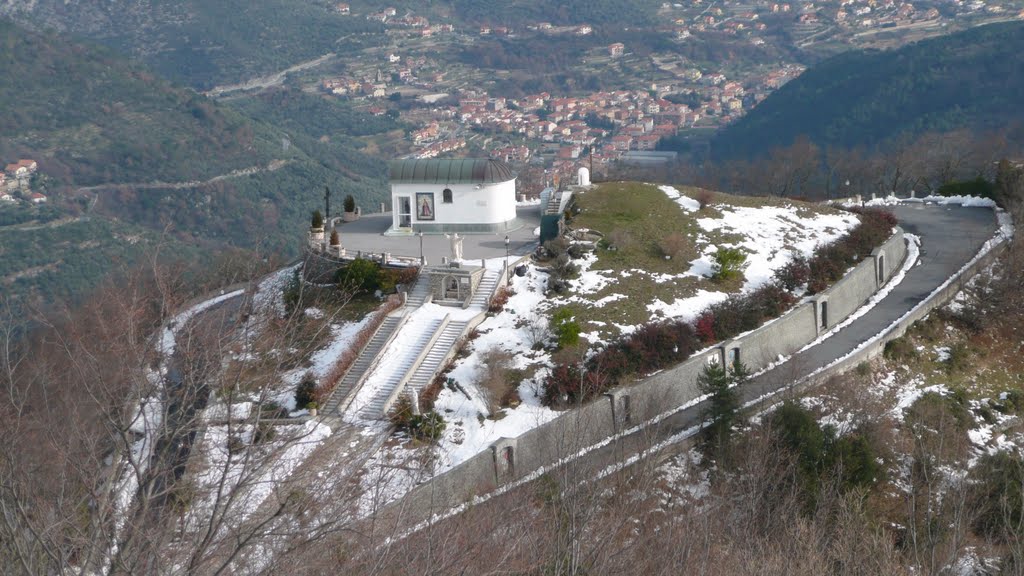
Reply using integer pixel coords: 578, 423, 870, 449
343, 194, 359, 222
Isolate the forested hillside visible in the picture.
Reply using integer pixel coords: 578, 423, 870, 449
713, 21, 1024, 159
0, 22, 390, 303
449, 0, 663, 26
0, 1, 382, 89
0, 20, 290, 187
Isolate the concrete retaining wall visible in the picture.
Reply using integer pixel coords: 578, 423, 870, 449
821, 261, 877, 329
732, 303, 818, 370
804, 236, 1008, 389
380, 227, 913, 525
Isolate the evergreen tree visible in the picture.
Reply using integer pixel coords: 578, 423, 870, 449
698, 361, 743, 453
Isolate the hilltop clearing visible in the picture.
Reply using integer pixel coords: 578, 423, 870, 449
358, 184, 870, 492
564, 183, 858, 341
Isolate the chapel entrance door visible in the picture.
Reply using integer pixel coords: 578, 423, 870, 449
398, 196, 412, 229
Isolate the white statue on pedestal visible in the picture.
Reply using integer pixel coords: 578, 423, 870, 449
444, 233, 464, 261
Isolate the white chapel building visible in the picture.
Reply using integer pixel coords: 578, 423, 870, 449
388, 158, 518, 234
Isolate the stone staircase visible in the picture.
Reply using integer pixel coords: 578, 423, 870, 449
353, 318, 443, 421
402, 319, 469, 402
323, 314, 405, 417
470, 269, 501, 309
405, 276, 433, 308
545, 189, 563, 214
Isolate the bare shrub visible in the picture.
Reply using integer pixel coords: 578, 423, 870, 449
521, 312, 550, 349
607, 228, 635, 251
489, 286, 512, 314
695, 188, 715, 209
660, 232, 687, 260
477, 348, 514, 415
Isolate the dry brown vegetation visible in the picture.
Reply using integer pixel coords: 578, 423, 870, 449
2, 143, 1023, 575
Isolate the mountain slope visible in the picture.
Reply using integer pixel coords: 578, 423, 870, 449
0, 20, 294, 187
712, 21, 1024, 159
0, 2, 383, 89
0, 21, 391, 303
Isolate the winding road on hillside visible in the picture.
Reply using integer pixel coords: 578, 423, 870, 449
739, 203, 997, 400
553, 203, 999, 484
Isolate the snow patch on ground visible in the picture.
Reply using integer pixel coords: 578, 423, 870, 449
647, 289, 730, 323
190, 419, 332, 527
658, 184, 701, 212
159, 289, 245, 359
658, 449, 711, 507
432, 267, 560, 471
697, 204, 859, 291
569, 251, 615, 295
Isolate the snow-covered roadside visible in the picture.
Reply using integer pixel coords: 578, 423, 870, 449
101, 286, 249, 572
800, 233, 921, 354
802, 207, 1011, 383
375, 212, 942, 544
158, 288, 246, 361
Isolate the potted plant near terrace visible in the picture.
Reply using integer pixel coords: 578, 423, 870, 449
343, 194, 359, 222
309, 210, 325, 249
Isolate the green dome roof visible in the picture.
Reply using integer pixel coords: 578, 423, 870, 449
389, 158, 517, 184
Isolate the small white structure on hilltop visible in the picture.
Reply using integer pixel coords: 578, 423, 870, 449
578, 166, 590, 186
388, 158, 518, 234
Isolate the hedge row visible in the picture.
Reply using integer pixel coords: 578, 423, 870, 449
542, 320, 701, 407
806, 208, 897, 293
542, 208, 897, 408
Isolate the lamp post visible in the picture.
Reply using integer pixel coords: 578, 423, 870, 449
419, 231, 424, 265
504, 235, 511, 286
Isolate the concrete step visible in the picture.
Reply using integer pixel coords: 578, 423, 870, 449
354, 319, 442, 420
322, 315, 403, 414
470, 271, 501, 308
405, 321, 469, 396
405, 276, 433, 307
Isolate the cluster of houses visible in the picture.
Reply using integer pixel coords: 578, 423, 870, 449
410, 88, 727, 162
0, 159, 46, 205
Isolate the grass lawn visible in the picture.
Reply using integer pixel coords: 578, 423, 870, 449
561, 182, 852, 341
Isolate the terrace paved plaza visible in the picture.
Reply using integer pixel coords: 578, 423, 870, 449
332, 204, 542, 265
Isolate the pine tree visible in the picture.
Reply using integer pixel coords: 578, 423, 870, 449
697, 360, 744, 454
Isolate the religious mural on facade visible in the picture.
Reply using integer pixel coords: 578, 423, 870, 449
416, 192, 435, 221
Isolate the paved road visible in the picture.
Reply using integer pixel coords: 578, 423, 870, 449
738, 202, 998, 404
143, 294, 248, 511
610, 203, 999, 460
